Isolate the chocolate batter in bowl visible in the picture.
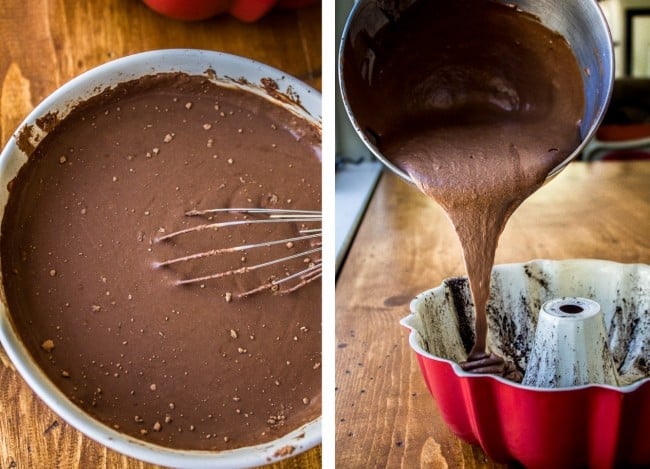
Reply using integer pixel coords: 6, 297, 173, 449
0, 50, 321, 468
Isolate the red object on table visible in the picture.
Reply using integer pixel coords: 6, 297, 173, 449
142, 0, 319, 21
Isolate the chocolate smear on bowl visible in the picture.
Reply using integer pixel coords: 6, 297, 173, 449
1, 72, 321, 450
343, 0, 584, 376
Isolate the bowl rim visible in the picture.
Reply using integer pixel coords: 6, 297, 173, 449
400, 258, 650, 394
0, 49, 321, 468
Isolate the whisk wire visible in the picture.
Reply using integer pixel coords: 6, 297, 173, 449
175, 246, 321, 286
238, 262, 322, 298
155, 207, 322, 298
156, 217, 317, 243
186, 208, 320, 215
155, 232, 321, 267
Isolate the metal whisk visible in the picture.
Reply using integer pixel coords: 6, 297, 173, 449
154, 208, 322, 299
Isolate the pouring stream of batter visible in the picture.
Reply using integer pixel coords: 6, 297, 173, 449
343, 0, 585, 375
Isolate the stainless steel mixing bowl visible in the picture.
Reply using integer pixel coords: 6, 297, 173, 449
339, 0, 614, 182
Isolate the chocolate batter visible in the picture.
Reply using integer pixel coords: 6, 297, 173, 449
1, 73, 321, 450
344, 0, 585, 374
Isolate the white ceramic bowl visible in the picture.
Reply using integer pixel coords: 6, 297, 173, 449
0, 49, 321, 469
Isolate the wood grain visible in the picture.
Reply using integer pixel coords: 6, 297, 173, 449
335, 161, 650, 467
0, 1, 321, 467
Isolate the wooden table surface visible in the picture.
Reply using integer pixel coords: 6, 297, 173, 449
335, 161, 650, 467
0, 1, 321, 468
